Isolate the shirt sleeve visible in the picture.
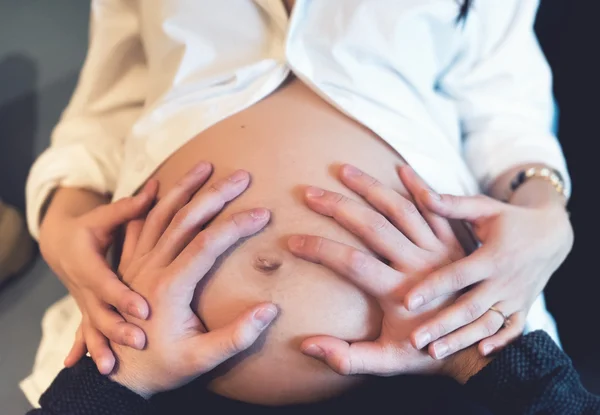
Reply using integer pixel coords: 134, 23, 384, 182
465, 331, 600, 414
26, 357, 150, 415
440, 0, 570, 196
25, 0, 147, 239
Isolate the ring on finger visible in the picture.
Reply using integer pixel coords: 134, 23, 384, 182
489, 306, 510, 328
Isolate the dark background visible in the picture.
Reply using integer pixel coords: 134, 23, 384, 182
0, 0, 598, 412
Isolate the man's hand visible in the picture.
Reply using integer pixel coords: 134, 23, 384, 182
287, 164, 482, 376
107, 168, 277, 398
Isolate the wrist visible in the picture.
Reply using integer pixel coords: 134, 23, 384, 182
108, 352, 155, 400
509, 178, 567, 209
43, 187, 108, 225
442, 345, 493, 384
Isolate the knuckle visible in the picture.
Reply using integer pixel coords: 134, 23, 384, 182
400, 199, 419, 216
306, 236, 324, 256
171, 207, 191, 229
433, 321, 448, 338
347, 249, 369, 275
363, 175, 380, 190
484, 316, 500, 337
464, 301, 482, 322
224, 328, 251, 355
367, 214, 390, 234
450, 266, 468, 290
145, 207, 162, 227
329, 192, 349, 210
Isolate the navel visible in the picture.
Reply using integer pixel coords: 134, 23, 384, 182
253, 253, 283, 274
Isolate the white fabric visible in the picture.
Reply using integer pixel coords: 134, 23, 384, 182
22, 0, 567, 406
26, 0, 570, 239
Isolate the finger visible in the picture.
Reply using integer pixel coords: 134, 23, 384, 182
64, 326, 86, 367
187, 303, 278, 374
411, 286, 495, 350
427, 309, 504, 359
339, 164, 439, 249
304, 186, 418, 263
478, 312, 526, 356
418, 191, 501, 224
83, 324, 115, 375
87, 299, 146, 350
154, 169, 251, 264
170, 208, 271, 292
397, 165, 459, 246
119, 218, 145, 275
91, 179, 158, 231
288, 235, 402, 299
301, 336, 403, 376
405, 248, 495, 310
133, 162, 213, 258
88, 254, 149, 319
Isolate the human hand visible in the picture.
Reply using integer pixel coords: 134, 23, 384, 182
39, 181, 159, 373
109, 168, 277, 398
401, 169, 573, 358
287, 164, 466, 376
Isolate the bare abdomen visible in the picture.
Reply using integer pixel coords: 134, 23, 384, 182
150, 79, 408, 405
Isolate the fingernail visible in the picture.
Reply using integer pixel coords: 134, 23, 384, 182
343, 165, 362, 177
126, 334, 143, 349
127, 304, 142, 319
229, 169, 249, 183
409, 295, 424, 310
250, 208, 269, 220
253, 305, 278, 330
415, 330, 431, 349
98, 358, 112, 374
306, 186, 325, 198
192, 162, 210, 175
288, 235, 306, 250
482, 344, 495, 356
428, 190, 441, 201
434, 342, 449, 359
303, 344, 325, 359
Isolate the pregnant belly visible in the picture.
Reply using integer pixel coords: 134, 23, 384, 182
150, 79, 409, 405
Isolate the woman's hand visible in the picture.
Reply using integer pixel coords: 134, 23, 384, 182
287, 164, 479, 376
400, 169, 573, 358
39, 181, 160, 373
108, 168, 277, 398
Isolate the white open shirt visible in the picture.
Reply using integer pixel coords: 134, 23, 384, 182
26, 0, 569, 238
23, 3, 566, 383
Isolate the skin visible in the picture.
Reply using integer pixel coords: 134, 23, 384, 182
287, 164, 496, 380
403, 166, 573, 359
107, 163, 279, 398
106, 163, 491, 400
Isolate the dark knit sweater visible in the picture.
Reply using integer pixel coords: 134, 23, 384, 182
27, 331, 600, 415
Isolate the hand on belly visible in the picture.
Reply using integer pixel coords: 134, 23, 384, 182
148, 79, 410, 405
190, 200, 383, 405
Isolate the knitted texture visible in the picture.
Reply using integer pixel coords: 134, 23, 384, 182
466, 331, 600, 414
29, 357, 149, 415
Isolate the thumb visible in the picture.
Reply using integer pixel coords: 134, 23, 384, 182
420, 191, 502, 223
301, 336, 394, 376
188, 303, 278, 374
92, 180, 158, 230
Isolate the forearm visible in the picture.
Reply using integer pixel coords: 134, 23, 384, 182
487, 163, 567, 208
458, 332, 600, 415
27, 357, 150, 415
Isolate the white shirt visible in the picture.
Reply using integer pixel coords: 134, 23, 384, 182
26, 0, 570, 239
